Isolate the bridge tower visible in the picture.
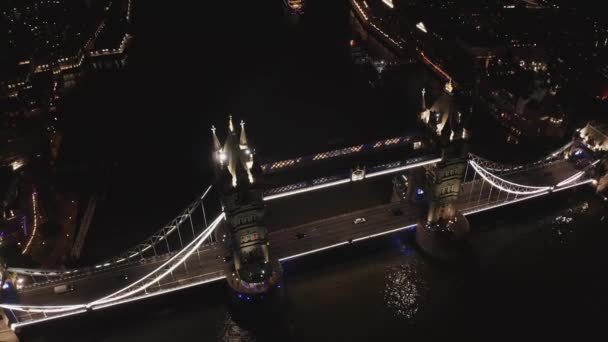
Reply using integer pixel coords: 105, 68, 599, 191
417, 82, 472, 260
211, 116, 279, 294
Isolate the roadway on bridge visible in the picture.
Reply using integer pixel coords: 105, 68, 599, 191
269, 200, 423, 260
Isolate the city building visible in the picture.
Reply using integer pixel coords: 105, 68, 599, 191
0, 0, 134, 271
579, 122, 608, 152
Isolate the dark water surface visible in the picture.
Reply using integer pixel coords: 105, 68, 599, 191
22, 1, 608, 341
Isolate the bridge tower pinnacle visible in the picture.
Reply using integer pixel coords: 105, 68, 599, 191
421, 88, 427, 111
210, 116, 279, 295
211, 125, 222, 155
228, 115, 235, 133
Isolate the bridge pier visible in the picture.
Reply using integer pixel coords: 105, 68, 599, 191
226, 271, 290, 340
415, 214, 471, 263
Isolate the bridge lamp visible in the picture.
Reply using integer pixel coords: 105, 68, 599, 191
219, 152, 227, 162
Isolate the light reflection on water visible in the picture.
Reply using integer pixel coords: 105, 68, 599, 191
549, 201, 589, 245
217, 312, 256, 342
383, 261, 427, 320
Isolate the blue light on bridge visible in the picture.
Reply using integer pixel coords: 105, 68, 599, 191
415, 188, 425, 201
574, 150, 584, 156
403, 242, 413, 256
2, 282, 10, 290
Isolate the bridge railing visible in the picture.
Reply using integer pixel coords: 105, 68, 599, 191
12, 242, 223, 291
3, 213, 227, 330
7, 185, 222, 288
104, 185, 220, 264
460, 152, 599, 215
468, 141, 573, 175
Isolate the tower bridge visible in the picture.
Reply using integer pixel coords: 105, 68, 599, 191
1, 105, 604, 331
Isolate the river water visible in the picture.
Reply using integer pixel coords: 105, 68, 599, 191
21, 1, 608, 340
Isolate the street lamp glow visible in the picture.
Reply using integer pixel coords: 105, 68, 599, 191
219, 152, 227, 162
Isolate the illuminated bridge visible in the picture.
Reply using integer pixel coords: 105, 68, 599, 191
0, 119, 603, 332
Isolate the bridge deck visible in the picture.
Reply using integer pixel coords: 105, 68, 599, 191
5, 158, 594, 327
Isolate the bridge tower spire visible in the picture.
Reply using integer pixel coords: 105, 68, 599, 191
210, 116, 279, 295
228, 115, 235, 133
